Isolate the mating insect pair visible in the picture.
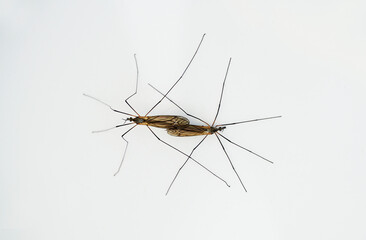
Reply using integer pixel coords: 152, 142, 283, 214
85, 34, 280, 194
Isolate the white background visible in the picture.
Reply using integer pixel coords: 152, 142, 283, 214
1, 0, 365, 239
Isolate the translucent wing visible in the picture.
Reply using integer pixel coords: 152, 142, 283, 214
144, 115, 190, 128
167, 125, 210, 137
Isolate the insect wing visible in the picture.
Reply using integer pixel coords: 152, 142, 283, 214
167, 125, 209, 137
146, 115, 190, 128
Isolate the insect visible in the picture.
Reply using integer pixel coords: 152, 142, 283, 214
149, 58, 281, 194
84, 34, 230, 188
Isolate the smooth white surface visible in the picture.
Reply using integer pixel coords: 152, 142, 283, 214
1, 0, 365, 239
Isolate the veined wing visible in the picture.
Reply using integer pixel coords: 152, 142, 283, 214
167, 125, 210, 137
145, 115, 190, 128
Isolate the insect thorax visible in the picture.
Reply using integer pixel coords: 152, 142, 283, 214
210, 126, 226, 133
127, 117, 144, 124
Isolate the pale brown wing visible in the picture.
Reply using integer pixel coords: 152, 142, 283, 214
145, 115, 190, 128
167, 125, 210, 137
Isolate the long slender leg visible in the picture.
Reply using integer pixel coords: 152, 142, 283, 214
215, 133, 247, 192
148, 83, 210, 126
124, 54, 140, 115
217, 132, 273, 164
216, 116, 282, 127
212, 58, 231, 126
114, 124, 138, 176
146, 126, 230, 188
166, 135, 209, 195
145, 34, 206, 116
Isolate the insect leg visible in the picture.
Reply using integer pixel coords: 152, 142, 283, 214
217, 132, 273, 164
148, 83, 210, 126
212, 58, 231, 126
124, 54, 140, 115
216, 116, 282, 127
165, 135, 210, 195
215, 133, 247, 192
146, 126, 230, 188
144, 34, 206, 116
114, 124, 138, 176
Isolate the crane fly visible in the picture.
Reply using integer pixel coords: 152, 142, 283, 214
84, 34, 230, 188
149, 58, 281, 194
